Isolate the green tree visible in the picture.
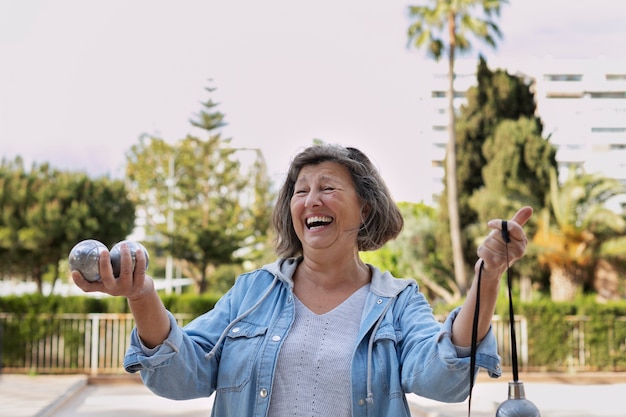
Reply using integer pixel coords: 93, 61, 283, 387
126, 83, 274, 293
360, 202, 460, 303
430, 55, 555, 301
470, 117, 557, 299
459, 57, 547, 217
435, 57, 552, 277
0, 157, 135, 293
471, 119, 555, 221
407, 0, 507, 294
533, 167, 626, 301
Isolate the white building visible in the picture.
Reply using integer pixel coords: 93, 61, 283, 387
419, 57, 626, 213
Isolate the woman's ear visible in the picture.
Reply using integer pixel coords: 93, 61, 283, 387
361, 204, 371, 223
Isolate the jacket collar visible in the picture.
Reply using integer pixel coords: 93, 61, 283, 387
262, 257, 415, 298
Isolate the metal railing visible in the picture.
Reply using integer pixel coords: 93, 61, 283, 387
0, 313, 190, 375
1, 313, 624, 375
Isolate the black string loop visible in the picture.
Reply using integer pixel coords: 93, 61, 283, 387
468, 220, 515, 416
501, 220, 510, 243
468, 260, 483, 417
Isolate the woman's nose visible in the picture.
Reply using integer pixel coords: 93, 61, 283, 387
304, 189, 322, 207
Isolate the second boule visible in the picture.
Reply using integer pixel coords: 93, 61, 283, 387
109, 240, 150, 278
68, 239, 108, 282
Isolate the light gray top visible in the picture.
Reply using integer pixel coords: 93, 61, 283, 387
268, 284, 370, 417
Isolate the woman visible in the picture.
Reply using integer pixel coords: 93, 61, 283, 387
72, 144, 532, 417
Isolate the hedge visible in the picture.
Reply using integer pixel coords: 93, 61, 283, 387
2, 293, 626, 371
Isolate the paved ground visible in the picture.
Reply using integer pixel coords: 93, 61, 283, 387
407, 379, 626, 416
50, 379, 214, 417
0, 374, 88, 417
1, 372, 625, 417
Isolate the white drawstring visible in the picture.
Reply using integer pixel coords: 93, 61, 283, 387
365, 299, 393, 405
206, 275, 279, 359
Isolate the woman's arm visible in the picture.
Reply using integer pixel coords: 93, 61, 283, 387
451, 206, 533, 347
72, 243, 170, 348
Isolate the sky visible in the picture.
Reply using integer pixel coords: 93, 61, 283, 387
1, 0, 625, 203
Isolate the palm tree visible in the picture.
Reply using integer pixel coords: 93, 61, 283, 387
533, 167, 626, 301
407, 0, 507, 294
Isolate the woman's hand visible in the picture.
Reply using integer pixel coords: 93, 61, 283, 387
71, 243, 154, 301
475, 206, 533, 279
452, 206, 534, 346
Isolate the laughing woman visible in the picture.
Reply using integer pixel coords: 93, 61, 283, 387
72, 143, 532, 417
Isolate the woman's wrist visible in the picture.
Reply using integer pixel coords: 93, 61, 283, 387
127, 276, 157, 303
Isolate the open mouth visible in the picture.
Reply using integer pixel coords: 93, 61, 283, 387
306, 216, 333, 230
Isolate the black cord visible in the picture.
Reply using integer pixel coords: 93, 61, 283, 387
468, 220, 514, 416
502, 221, 519, 382
468, 260, 484, 417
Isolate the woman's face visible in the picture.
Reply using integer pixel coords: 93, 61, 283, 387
290, 161, 364, 255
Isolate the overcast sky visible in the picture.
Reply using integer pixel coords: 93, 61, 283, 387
1, 0, 625, 203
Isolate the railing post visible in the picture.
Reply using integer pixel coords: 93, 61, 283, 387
90, 315, 100, 377
520, 316, 528, 369
0, 321, 3, 375
579, 317, 586, 368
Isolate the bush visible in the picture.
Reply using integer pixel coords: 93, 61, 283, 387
0, 294, 128, 314
3, 293, 626, 371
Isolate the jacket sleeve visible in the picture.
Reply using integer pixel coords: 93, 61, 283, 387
398, 287, 501, 403
122, 288, 238, 400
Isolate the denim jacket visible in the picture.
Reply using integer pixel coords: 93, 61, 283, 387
123, 257, 501, 417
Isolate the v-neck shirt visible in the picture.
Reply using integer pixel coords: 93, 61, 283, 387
267, 283, 370, 417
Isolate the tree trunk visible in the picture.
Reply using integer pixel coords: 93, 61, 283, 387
34, 265, 44, 295
416, 272, 461, 305
197, 263, 215, 294
198, 271, 208, 294
550, 264, 581, 302
594, 259, 620, 301
520, 274, 533, 302
446, 13, 467, 294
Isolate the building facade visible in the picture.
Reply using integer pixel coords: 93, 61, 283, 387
420, 57, 626, 213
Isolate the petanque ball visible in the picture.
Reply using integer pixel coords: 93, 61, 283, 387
68, 239, 108, 282
109, 240, 150, 278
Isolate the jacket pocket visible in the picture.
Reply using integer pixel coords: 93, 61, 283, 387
372, 323, 403, 399
216, 321, 268, 392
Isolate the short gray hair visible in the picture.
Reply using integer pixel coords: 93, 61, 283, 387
272, 144, 403, 258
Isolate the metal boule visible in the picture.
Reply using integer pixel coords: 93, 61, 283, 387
495, 381, 541, 417
68, 239, 108, 282
109, 240, 150, 278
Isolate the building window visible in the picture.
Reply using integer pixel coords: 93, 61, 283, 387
431, 91, 467, 98
606, 74, 626, 81
544, 74, 583, 81
588, 92, 626, 99
591, 127, 626, 133
546, 92, 584, 99
434, 73, 475, 80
